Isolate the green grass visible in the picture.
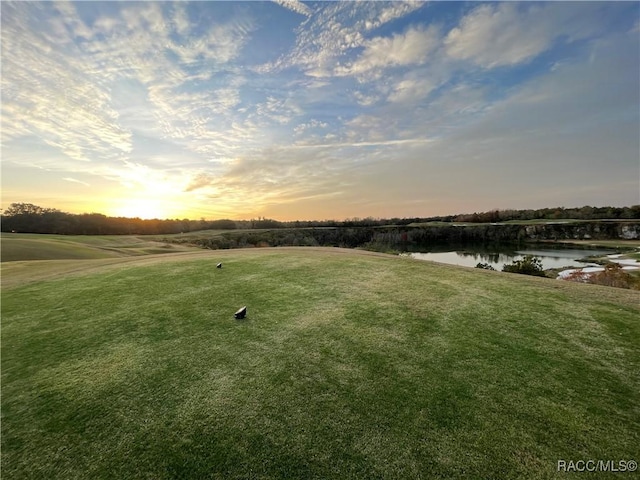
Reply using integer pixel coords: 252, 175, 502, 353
2, 248, 639, 479
1, 233, 196, 262
547, 239, 640, 250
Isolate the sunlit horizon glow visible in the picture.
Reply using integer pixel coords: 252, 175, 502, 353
1, 1, 639, 221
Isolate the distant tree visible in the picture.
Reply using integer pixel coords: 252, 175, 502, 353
2, 202, 639, 235
252, 218, 282, 229
626, 205, 640, 219
579, 206, 595, 219
209, 219, 237, 230
3, 203, 53, 216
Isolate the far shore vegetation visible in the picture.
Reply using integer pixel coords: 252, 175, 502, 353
2, 202, 639, 235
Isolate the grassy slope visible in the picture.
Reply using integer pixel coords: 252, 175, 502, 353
1, 233, 196, 262
2, 248, 639, 479
552, 239, 640, 249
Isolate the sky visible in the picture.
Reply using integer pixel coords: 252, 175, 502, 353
1, 1, 639, 221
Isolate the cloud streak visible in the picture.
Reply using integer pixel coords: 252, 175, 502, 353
272, 0, 312, 18
63, 177, 91, 187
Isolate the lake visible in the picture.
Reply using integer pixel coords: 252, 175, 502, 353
404, 244, 616, 270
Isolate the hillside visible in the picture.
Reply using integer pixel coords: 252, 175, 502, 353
0, 233, 197, 262
2, 247, 638, 479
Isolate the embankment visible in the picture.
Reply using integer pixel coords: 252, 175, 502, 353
166, 221, 640, 250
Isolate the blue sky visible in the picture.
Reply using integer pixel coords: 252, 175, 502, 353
1, 1, 638, 220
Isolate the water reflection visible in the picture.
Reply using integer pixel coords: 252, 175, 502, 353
404, 244, 614, 270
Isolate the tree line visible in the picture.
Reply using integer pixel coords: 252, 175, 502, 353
452, 205, 640, 223
1, 202, 639, 236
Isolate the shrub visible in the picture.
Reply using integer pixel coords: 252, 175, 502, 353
502, 255, 546, 277
589, 263, 640, 289
476, 262, 496, 270
564, 269, 591, 283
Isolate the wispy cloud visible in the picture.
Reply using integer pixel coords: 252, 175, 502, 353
445, 3, 550, 68
184, 172, 216, 193
272, 0, 312, 18
2, 2, 257, 179
63, 177, 90, 187
293, 119, 329, 136
387, 71, 439, 104
292, 138, 435, 149
1, 2, 132, 165
444, 2, 606, 68
335, 25, 439, 78
258, 1, 426, 77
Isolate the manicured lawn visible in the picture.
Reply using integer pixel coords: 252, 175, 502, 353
552, 239, 640, 249
0, 236, 118, 261
1, 233, 194, 262
2, 248, 638, 479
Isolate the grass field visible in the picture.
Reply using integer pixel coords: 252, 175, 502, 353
550, 239, 640, 250
2, 245, 639, 479
1, 233, 196, 262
